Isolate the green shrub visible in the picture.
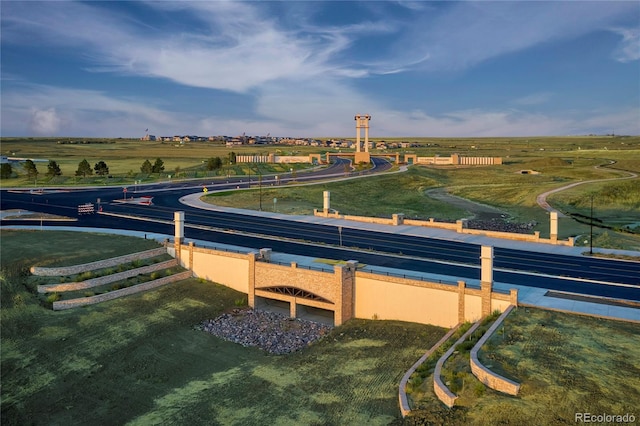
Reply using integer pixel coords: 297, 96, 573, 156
46, 293, 61, 303
474, 382, 486, 397
234, 297, 246, 307
150, 271, 160, 280
83, 292, 95, 297
79, 271, 94, 281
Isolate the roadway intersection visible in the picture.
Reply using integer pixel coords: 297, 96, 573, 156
1, 157, 639, 303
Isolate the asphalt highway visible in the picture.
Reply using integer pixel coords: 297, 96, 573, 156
2, 157, 639, 302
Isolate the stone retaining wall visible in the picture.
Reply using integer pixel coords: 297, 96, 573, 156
313, 211, 574, 246
398, 325, 460, 417
31, 247, 167, 276
470, 305, 521, 395
52, 271, 192, 310
38, 259, 178, 293
433, 320, 483, 408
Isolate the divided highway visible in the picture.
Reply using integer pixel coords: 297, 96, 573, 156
1, 158, 639, 302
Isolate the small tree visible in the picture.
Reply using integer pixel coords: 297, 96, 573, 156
152, 158, 164, 173
0, 163, 12, 179
75, 159, 93, 177
94, 161, 109, 176
206, 157, 222, 171
46, 160, 62, 177
229, 151, 237, 164
24, 159, 38, 179
140, 159, 153, 174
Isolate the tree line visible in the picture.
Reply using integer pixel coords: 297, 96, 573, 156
0, 155, 232, 180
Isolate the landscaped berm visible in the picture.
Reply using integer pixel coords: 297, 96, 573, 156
2, 230, 639, 425
1, 230, 445, 425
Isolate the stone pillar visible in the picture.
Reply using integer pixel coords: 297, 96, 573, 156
510, 288, 518, 307
290, 299, 297, 319
364, 125, 369, 152
247, 252, 258, 308
550, 211, 558, 242
323, 191, 330, 213
188, 241, 195, 271
458, 281, 466, 323
392, 213, 404, 226
174, 211, 185, 261
355, 116, 361, 152
481, 246, 493, 315
335, 261, 357, 326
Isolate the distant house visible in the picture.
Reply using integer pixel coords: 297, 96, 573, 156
141, 134, 156, 141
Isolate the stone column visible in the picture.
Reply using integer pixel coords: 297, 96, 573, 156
174, 211, 184, 261
458, 281, 466, 323
323, 191, 330, 214
355, 115, 361, 152
247, 252, 258, 308
188, 241, 195, 271
550, 211, 558, 242
290, 299, 297, 319
364, 125, 369, 152
481, 246, 493, 315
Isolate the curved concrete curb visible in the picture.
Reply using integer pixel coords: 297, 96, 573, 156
52, 271, 192, 310
398, 325, 460, 417
470, 305, 520, 395
434, 320, 483, 408
31, 247, 167, 276
37, 259, 178, 293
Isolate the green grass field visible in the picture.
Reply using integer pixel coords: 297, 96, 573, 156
1, 231, 446, 425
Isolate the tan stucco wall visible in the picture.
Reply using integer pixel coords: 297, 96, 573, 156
491, 298, 512, 313
354, 275, 460, 328
464, 294, 483, 322
188, 248, 250, 294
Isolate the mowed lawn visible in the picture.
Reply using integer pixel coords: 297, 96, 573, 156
1, 231, 446, 425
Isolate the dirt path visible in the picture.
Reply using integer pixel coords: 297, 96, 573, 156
425, 188, 507, 220
536, 162, 638, 216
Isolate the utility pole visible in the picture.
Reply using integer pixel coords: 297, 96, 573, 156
259, 172, 263, 211
590, 195, 594, 255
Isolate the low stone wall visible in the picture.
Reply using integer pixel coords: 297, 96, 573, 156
470, 305, 521, 395
433, 320, 483, 408
38, 259, 178, 293
312, 211, 574, 246
399, 325, 460, 417
404, 218, 458, 230
343, 214, 393, 225
31, 247, 167, 276
52, 271, 192, 311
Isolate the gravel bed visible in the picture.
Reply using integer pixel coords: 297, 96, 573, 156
197, 309, 333, 355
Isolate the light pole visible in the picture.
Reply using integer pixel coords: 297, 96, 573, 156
258, 173, 263, 211
338, 226, 343, 246
590, 194, 594, 255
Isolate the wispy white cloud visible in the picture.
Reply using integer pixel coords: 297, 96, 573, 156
1, 1, 382, 93
3, 82, 639, 137
511, 92, 554, 106
392, 2, 639, 72
1, 83, 180, 137
611, 27, 640, 62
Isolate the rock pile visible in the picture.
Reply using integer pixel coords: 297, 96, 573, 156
197, 309, 333, 355
467, 218, 537, 234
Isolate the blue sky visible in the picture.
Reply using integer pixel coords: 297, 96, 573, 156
1, 1, 638, 138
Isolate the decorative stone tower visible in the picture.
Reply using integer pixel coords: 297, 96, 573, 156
354, 114, 371, 164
